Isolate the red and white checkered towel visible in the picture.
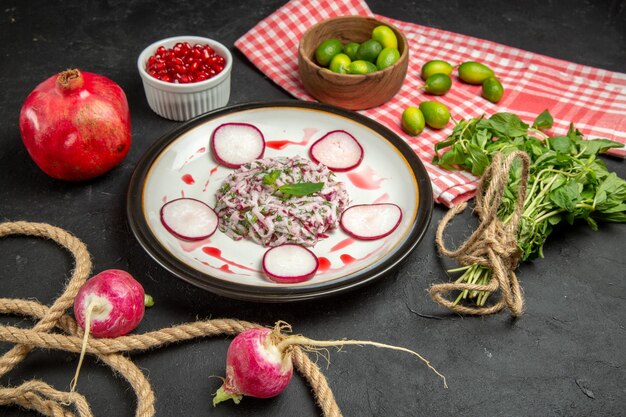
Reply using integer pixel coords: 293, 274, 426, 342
235, 0, 626, 207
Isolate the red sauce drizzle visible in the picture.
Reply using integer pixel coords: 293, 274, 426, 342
219, 264, 233, 273
178, 238, 211, 253
317, 257, 331, 272
347, 166, 385, 190
201, 246, 259, 272
340, 254, 357, 265
178, 147, 207, 171
266, 140, 292, 150
201, 166, 219, 192
182, 174, 195, 185
266, 127, 319, 150
373, 193, 390, 204
330, 238, 355, 252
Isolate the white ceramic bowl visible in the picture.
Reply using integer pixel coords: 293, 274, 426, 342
137, 36, 233, 121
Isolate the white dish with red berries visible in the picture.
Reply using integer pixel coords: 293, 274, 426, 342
137, 35, 233, 121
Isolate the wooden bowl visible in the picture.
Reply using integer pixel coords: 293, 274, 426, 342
298, 16, 409, 110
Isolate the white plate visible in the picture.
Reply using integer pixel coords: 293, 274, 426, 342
127, 101, 433, 301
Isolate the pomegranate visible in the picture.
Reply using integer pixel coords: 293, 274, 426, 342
19, 69, 131, 181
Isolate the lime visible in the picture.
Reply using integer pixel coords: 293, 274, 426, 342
419, 101, 450, 129
372, 25, 398, 49
342, 42, 360, 61
329, 53, 351, 74
315, 38, 343, 67
376, 47, 400, 70
401, 107, 425, 136
356, 39, 383, 63
423, 73, 452, 95
482, 77, 504, 103
458, 61, 495, 85
347, 60, 378, 74
421, 59, 454, 80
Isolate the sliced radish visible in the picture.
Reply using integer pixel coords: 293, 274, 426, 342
262, 244, 319, 283
160, 198, 218, 241
340, 203, 403, 240
211, 122, 265, 168
309, 130, 364, 172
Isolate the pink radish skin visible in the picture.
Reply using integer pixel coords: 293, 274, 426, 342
340, 203, 403, 240
262, 244, 319, 283
160, 198, 218, 241
73, 269, 145, 338
213, 327, 293, 405
309, 130, 364, 172
211, 122, 265, 168
213, 323, 448, 406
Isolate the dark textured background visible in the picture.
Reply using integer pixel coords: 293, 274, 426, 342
1, 1, 625, 416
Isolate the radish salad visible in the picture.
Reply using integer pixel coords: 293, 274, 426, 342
214, 156, 349, 247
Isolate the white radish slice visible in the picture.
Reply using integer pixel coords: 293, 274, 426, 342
211, 122, 265, 168
160, 198, 218, 241
340, 203, 403, 240
262, 244, 319, 284
309, 130, 364, 172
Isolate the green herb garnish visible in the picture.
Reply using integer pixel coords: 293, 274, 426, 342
263, 170, 282, 185
433, 110, 626, 307
262, 170, 323, 197
278, 182, 324, 197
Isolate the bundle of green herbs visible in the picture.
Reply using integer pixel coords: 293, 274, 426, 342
432, 110, 626, 307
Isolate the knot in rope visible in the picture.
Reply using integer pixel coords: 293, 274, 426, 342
430, 152, 531, 317
0, 221, 343, 417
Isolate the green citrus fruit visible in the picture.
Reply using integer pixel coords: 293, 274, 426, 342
329, 53, 351, 74
482, 77, 504, 103
420, 60, 454, 80
419, 101, 451, 129
424, 73, 452, 95
347, 60, 378, 74
356, 39, 383, 63
342, 42, 360, 60
376, 47, 400, 70
315, 38, 343, 67
458, 61, 495, 84
401, 107, 425, 136
372, 25, 398, 49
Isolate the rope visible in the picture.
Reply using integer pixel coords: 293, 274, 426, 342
0, 221, 343, 417
430, 151, 530, 317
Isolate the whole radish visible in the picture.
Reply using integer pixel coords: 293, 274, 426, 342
213, 322, 447, 406
213, 327, 293, 405
19, 69, 131, 181
71, 269, 148, 392
73, 269, 146, 338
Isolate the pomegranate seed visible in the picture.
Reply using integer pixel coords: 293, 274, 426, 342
146, 42, 226, 84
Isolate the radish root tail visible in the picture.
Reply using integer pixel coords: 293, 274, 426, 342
69, 300, 102, 395
272, 322, 448, 389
